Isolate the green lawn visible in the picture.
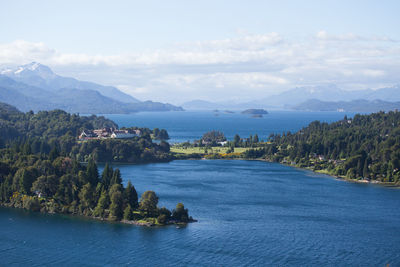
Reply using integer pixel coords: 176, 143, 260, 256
171, 146, 250, 155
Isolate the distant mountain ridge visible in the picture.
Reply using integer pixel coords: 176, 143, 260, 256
0, 62, 183, 113
182, 99, 223, 110
182, 84, 400, 112
293, 99, 400, 112
247, 84, 400, 108
1, 62, 139, 103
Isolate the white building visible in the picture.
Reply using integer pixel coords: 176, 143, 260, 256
111, 130, 137, 139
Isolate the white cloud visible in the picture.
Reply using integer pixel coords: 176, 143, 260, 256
0, 40, 55, 64
0, 31, 399, 103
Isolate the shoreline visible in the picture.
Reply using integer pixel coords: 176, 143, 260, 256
0, 202, 196, 227
172, 152, 400, 188
261, 158, 400, 188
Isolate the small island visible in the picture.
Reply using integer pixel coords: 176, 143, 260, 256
241, 109, 268, 115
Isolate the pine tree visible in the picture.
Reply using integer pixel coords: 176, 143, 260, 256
93, 189, 109, 218
110, 168, 122, 186
101, 163, 113, 190
109, 190, 123, 221
86, 158, 99, 186
124, 181, 138, 209
79, 183, 95, 210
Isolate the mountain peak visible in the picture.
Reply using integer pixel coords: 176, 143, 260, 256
1, 62, 56, 80
24, 62, 42, 71
18, 62, 55, 77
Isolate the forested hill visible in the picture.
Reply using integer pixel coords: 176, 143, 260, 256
0, 105, 117, 143
246, 111, 400, 183
0, 102, 192, 225
0, 102, 172, 164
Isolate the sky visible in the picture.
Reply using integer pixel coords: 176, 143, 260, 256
1, 0, 400, 104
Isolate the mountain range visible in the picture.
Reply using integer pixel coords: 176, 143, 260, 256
293, 99, 400, 112
0, 62, 183, 113
182, 84, 400, 112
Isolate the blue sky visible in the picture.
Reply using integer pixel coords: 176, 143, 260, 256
1, 0, 399, 103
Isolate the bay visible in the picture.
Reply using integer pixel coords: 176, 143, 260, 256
1, 111, 399, 266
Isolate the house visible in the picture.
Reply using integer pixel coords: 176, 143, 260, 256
79, 128, 140, 140
93, 127, 113, 138
79, 130, 97, 140
111, 130, 138, 139
218, 141, 228, 146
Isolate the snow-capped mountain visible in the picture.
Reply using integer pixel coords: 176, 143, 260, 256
1, 62, 140, 104
0, 62, 184, 113
2, 62, 56, 80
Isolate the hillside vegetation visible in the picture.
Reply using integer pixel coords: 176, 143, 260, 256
244, 111, 400, 184
0, 104, 172, 164
0, 103, 192, 225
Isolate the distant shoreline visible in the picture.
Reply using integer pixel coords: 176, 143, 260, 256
172, 155, 400, 188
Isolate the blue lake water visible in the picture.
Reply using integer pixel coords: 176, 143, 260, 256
2, 111, 400, 266
105, 110, 357, 143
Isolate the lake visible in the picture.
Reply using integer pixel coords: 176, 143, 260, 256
105, 110, 357, 143
2, 111, 400, 266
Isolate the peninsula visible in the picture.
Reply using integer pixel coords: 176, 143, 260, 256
0, 102, 194, 226
171, 112, 400, 186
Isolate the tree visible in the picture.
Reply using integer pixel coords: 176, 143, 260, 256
123, 204, 133, 220
49, 146, 59, 161
86, 158, 99, 186
172, 203, 189, 222
110, 168, 122, 186
202, 130, 226, 146
159, 129, 169, 140
253, 134, 259, 143
153, 128, 169, 140
158, 206, 171, 225
31, 175, 59, 197
233, 134, 241, 147
124, 181, 138, 209
159, 141, 170, 152
13, 167, 38, 194
79, 183, 95, 210
109, 190, 123, 221
101, 163, 113, 190
157, 214, 168, 225
93, 189, 109, 218
139, 190, 159, 217
55, 174, 75, 204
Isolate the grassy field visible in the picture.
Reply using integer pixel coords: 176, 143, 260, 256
171, 146, 250, 155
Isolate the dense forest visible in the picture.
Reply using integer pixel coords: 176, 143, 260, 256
0, 151, 192, 225
243, 111, 400, 184
0, 103, 192, 225
0, 103, 172, 164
